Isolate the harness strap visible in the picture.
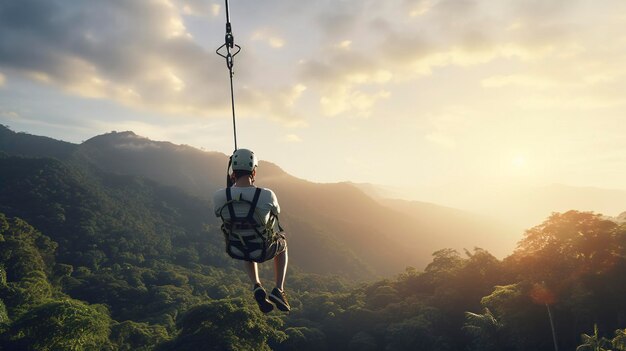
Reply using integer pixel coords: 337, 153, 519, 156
246, 188, 262, 220
225, 187, 236, 220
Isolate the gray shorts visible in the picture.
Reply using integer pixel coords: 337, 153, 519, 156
225, 232, 287, 263
254, 233, 287, 263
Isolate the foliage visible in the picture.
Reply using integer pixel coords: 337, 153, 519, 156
7, 299, 111, 351
613, 329, 626, 351
159, 298, 286, 351
576, 324, 612, 351
0, 145, 624, 350
109, 320, 169, 351
463, 308, 509, 351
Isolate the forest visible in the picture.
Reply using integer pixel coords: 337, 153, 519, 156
0, 127, 625, 350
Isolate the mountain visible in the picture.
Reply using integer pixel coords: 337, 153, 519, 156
349, 182, 519, 256
466, 183, 626, 235
376, 198, 516, 257
0, 124, 75, 159
0, 153, 226, 270
75, 131, 228, 198
527, 183, 626, 221
73, 130, 522, 272
613, 211, 626, 224
0, 126, 524, 277
351, 178, 626, 247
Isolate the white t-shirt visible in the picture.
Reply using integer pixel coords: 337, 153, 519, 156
213, 186, 280, 224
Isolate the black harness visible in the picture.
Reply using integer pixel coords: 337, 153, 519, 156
218, 187, 282, 262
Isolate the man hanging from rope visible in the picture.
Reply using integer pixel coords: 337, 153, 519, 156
213, 149, 290, 313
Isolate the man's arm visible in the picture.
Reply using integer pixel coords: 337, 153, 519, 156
268, 189, 280, 215
213, 189, 225, 217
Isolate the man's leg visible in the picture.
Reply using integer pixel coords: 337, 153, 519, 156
244, 260, 273, 313
269, 248, 291, 312
243, 260, 260, 285
273, 249, 288, 291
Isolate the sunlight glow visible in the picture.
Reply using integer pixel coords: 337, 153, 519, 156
167, 69, 185, 92
269, 37, 285, 48
211, 4, 220, 17
410, 0, 432, 17
512, 155, 526, 170
336, 40, 352, 50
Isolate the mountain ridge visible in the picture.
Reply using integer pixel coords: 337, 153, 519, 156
3, 125, 619, 276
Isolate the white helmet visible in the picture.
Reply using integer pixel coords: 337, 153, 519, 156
231, 148, 258, 171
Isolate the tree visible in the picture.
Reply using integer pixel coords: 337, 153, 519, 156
0, 298, 9, 333
612, 329, 626, 351
109, 320, 169, 351
463, 308, 510, 351
160, 298, 286, 351
513, 211, 621, 289
7, 299, 111, 351
348, 331, 378, 351
509, 211, 626, 349
480, 283, 554, 351
277, 327, 328, 351
384, 315, 442, 351
576, 324, 612, 351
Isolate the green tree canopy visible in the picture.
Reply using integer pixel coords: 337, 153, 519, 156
7, 299, 111, 351
160, 298, 286, 351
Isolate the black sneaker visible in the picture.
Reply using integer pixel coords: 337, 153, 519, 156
269, 287, 291, 312
253, 284, 274, 314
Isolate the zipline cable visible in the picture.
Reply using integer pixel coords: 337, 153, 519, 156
216, 0, 241, 151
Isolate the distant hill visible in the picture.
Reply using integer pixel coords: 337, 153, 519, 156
528, 183, 626, 221
0, 153, 227, 270
464, 183, 626, 235
349, 182, 519, 256
76, 131, 228, 198
0, 124, 76, 159
0, 126, 526, 277
613, 211, 626, 224
351, 180, 626, 246
73, 130, 521, 272
376, 198, 516, 258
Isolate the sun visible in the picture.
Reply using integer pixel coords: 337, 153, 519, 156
511, 155, 526, 169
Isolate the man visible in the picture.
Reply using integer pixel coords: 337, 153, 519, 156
213, 148, 290, 313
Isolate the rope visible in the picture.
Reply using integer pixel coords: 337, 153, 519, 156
216, 0, 241, 151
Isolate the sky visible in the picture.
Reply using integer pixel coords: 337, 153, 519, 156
1, 0, 625, 211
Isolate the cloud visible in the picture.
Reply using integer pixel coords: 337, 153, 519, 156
425, 132, 456, 149
251, 28, 286, 48
236, 83, 309, 127
0, 72, 5, 86
320, 87, 390, 117
0, 0, 307, 126
0, 109, 21, 120
293, 0, 592, 117
1, 0, 624, 125
0, 1, 206, 104
176, 0, 220, 17
282, 134, 302, 143
423, 106, 477, 149
516, 95, 626, 110
482, 74, 559, 89
335, 40, 352, 50
299, 48, 394, 117
114, 142, 162, 151
403, 0, 434, 17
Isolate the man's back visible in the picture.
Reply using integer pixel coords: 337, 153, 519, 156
213, 186, 280, 225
